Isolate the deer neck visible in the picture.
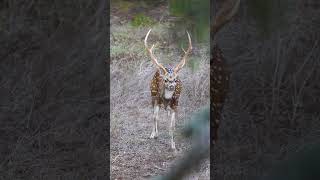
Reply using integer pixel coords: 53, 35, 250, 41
160, 84, 174, 100
163, 88, 174, 100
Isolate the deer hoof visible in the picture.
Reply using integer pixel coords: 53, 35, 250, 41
154, 132, 158, 138
150, 132, 157, 139
171, 147, 178, 154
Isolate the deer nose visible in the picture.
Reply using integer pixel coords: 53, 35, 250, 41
169, 85, 174, 90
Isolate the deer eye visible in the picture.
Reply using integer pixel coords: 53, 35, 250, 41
164, 79, 168, 82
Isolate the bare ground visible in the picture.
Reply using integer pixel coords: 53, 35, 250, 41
110, 4, 210, 180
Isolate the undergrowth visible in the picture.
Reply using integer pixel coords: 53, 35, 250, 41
131, 13, 155, 27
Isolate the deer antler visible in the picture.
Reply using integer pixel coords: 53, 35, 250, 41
144, 29, 168, 75
174, 31, 192, 75
211, 0, 240, 39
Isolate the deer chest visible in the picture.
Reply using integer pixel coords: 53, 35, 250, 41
150, 70, 182, 110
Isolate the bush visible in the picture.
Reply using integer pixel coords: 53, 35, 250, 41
131, 13, 155, 27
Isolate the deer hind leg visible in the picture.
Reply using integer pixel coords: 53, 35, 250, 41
170, 110, 176, 151
150, 105, 159, 139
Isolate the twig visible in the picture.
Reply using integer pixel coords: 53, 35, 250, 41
112, 154, 120, 164
154, 165, 165, 171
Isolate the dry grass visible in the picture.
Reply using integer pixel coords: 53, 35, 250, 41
110, 16, 210, 179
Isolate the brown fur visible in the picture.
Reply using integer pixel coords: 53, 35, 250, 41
211, 44, 230, 141
150, 70, 182, 111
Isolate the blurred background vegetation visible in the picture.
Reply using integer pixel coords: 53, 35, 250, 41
111, 0, 293, 41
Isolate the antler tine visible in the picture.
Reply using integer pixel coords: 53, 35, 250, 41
144, 29, 167, 74
174, 31, 192, 75
211, 0, 240, 39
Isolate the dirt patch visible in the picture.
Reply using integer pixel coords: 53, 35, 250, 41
110, 107, 209, 179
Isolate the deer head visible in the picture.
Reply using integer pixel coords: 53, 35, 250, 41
144, 29, 192, 98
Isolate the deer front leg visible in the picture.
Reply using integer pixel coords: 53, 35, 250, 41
170, 110, 176, 151
150, 105, 159, 139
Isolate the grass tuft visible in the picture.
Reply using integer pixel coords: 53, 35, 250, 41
131, 13, 156, 27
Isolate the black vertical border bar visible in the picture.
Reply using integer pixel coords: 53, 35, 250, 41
106, 0, 111, 178
0, 0, 111, 179
210, 0, 215, 178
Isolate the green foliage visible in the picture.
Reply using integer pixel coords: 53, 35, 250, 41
183, 105, 209, 137
112, 0, 135, 13
110, 24, 145, 58
169, 0, 210, 42
111, 0, 165, 13
169, 0, 292, 40
188, 57, 200, 73
131, 13, 155, 27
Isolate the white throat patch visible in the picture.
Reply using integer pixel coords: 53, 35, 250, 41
164, 89, 174, 99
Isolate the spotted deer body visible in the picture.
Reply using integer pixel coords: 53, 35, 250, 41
211, 45, 230, 142
211, 0, 240, 142
145, 29, 192, 151
151, 68, 182, 111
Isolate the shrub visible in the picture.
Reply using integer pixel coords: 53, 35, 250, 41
131, 13, 155, 27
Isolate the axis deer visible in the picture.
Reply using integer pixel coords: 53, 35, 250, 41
211, 0, 240, 143
144, 29, 192, 151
